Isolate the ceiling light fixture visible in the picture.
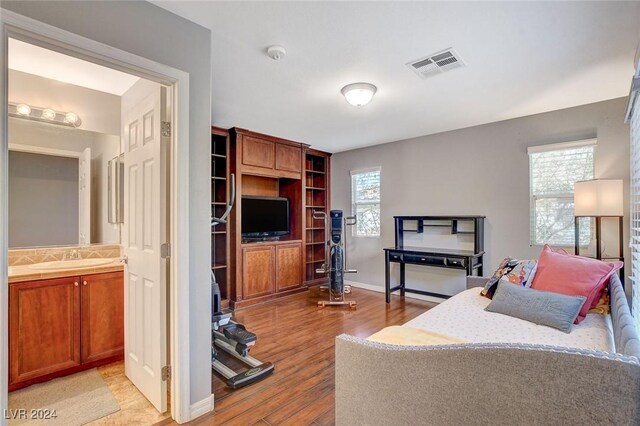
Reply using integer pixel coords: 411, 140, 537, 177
8, 102, 82, 128
15, 104, 31, 116
341, 82, 377, 107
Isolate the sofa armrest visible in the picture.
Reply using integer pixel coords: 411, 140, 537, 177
466, 276, 487, 289
336, 335, 640, 426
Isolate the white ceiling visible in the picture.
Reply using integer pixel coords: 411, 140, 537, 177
156, 1, 640, 153
8, 38, 139, 96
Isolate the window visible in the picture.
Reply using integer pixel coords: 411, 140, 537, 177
528, 141, 595, 246
351, 168, 381, 237
629, 91, 640, 328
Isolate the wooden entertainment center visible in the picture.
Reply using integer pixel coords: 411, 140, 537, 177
211, 127, 331, 309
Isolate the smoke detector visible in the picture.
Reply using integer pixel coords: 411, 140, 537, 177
267, 45, 286, 61
407, 48, 465, 79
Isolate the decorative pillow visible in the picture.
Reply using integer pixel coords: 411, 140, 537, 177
530, 245, 623, 324
485, 281, 586, 333
481, 257, 537, 299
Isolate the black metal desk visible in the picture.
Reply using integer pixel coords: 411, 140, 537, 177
384, 216, 486, 302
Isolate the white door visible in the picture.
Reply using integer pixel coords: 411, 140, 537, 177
78, 147, 91, 245
122, 81, 167, 412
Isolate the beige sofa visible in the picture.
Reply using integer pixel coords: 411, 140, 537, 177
335, 274, 640, 425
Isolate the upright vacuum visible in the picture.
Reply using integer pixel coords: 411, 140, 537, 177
314, 210, 358, 308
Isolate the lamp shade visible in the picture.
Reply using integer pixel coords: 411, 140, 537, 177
574, 179, 623, 216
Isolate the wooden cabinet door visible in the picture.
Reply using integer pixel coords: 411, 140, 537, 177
242, 246, 275, 299
242, 136, 275, 170
9, 277, 81, 386
275, 144, 302, 174
276, 242, 302, 291
81, 271, 124, 364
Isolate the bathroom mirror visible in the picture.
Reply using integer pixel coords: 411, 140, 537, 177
8, 117, 122, 248
108, 154, 125, 224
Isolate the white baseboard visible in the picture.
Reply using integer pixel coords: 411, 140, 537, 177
345, 280, 445, 304
189, 394, 215, 421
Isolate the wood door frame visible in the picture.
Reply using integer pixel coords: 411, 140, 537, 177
0, 10, 194, 424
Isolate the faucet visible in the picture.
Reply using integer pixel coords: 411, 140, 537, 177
63, 249, 81, 261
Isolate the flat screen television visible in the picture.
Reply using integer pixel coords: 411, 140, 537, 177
241, 196, 290, 238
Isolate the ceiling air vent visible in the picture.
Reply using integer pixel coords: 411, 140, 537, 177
407, 48, 465, 80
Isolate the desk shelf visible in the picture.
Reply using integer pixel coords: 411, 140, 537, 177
384, 215, 485, 302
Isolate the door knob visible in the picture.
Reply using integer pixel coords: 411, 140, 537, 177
74, 282, 79, 287
83, 281, 88, 286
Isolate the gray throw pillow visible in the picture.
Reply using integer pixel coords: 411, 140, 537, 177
485, 282, 586, 333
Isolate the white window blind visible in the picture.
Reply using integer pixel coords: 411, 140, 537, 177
351, 168, 381, 237
528, 141, 595, 246
630, 93, 640, 329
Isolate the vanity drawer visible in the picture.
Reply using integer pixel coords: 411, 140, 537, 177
387, 251, 403, 262
445, 257, 467, 269
404, 254, 446, 267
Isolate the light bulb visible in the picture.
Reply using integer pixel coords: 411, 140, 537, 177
64, 112, 79, 126
15, 104, 31, 116
41, 108, 56, 120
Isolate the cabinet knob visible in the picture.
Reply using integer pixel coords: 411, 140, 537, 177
83, 281, 88, 286
74, 282, 79, 287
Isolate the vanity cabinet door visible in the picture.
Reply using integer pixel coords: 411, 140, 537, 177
81, 271, 124, 363
9, 277, 81, 387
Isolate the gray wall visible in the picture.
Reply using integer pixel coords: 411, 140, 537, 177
332, 97, 631, 298
2, 1, 213, 405
9, 151, 78, 247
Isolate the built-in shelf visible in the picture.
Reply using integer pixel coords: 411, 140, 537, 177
304, 151, 330, 285
211, 127, 230, 301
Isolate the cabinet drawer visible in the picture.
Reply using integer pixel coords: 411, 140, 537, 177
445, 257, 467, 269
387, 251, 403, 262
404, 254, 446, 267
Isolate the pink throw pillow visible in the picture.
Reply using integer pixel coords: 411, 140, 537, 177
530, 245, 623, 323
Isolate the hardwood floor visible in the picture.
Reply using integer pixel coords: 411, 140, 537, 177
156, 286, 434, 426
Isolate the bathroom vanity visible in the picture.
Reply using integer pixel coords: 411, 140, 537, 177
8, 257, 124, 391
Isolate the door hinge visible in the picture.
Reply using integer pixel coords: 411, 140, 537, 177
161, 242, 171, 259
161, 121, 171, 137
161, 365, 171, 381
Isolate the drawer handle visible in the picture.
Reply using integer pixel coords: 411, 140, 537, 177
83, 281, 88, 286
420, 258, 426, 261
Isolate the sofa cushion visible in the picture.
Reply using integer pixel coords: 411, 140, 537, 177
485, 282, 586, 333
530, 245, 623, 323
481, 257, 537, 299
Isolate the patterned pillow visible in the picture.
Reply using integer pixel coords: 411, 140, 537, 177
480, 257, 537, 299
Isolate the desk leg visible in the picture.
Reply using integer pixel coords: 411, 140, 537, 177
400, 263, 405, 298
385, 251, 391, 303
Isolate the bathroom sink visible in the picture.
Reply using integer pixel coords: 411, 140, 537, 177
28, 258, 115, 271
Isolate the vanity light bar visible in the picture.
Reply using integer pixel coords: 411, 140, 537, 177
8, 102, 82, 128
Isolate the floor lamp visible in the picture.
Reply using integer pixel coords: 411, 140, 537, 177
574, 179, 624, 284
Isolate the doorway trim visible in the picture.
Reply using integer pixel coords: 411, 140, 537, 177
0, 9, 194, 424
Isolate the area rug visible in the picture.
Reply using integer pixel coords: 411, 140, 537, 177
8, 369, 120, 425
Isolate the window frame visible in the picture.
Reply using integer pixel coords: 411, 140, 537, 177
528, 139, 597, 247
350, 166, 381, 238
